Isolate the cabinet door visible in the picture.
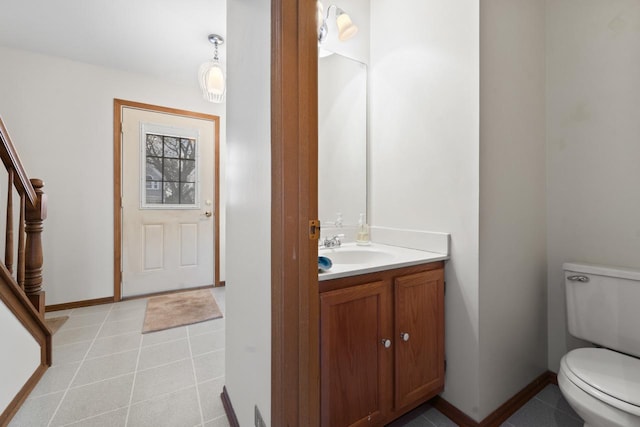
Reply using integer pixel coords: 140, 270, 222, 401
320, 280, 393, 427
394, 269, 445, 409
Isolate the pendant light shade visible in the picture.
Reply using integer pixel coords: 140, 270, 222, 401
199, 60, 225, 103
317, 2, 359, 44
336, 10, 358, 41
199, 34, 225, 103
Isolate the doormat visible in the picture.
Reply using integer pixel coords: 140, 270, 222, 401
142, 289, 223, 334
45, 316, 69, 335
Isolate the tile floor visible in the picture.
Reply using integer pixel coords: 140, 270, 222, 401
10, 288, 228, 427
389, 384, 584, 427
10, 286, 584, 427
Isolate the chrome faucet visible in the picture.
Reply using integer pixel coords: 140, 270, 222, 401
322, 234, 344, 248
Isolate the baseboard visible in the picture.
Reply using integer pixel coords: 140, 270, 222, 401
45, 297, 114, 312
120, 285, 215, 302
430, 396, 478, 427
432, 370, 557, 427
221, 386, 240, 427
217, 281, 226, 287
0, 363, 48, 426
46, 285, 219, 311
478, 371, 555, 426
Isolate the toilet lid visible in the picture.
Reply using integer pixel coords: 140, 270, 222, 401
565, 348, 640, 408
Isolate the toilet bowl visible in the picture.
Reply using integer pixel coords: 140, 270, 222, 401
558, 348, 640, 427
559, 263, 640, 427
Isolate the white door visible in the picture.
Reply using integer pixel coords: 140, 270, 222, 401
121, 107, 216, 297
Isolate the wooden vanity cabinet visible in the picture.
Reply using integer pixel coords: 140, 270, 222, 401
319, 262, 445, 427
394, 270, 445, 409
320, 280, 393, 427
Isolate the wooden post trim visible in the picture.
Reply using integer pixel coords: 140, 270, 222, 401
271, 0, 320, 425
24, 178, 46, 314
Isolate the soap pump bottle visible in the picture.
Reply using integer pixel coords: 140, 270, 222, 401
356, 213, 370, 245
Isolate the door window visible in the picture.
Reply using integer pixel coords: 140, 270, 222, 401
141, 125, 199, 208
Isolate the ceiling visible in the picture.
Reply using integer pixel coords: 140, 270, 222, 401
0, 0, 226, 86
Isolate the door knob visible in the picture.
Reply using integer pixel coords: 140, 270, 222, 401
204, 211, 212, 217
400, 332, 410, 342
381, 339, 391, 348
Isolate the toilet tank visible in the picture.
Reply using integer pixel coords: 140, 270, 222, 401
564, 262, 640, 358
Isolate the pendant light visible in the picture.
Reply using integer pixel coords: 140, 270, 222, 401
199, 34, 225, 103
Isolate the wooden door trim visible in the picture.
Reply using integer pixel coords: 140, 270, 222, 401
113, 99, 221, 302
271, 0, 319, 425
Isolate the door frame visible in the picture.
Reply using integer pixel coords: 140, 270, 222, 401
271, 0, 320, 425
113, 99, 221, 302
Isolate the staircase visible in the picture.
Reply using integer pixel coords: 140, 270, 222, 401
0, 116, 50, 426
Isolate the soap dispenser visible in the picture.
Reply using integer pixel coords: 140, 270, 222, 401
356, 213, 370, 245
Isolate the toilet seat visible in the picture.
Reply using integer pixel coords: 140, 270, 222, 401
562, 348, 640, 416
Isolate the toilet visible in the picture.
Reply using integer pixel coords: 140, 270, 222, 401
558, 262, 640, 427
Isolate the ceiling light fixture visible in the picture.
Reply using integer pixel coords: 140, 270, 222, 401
317, 2, 359, 44
199, 34, 225, 103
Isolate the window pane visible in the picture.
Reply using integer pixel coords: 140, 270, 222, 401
146, 181, 162, 203
180, 160, 196, 182
181, 139, 196, 159
163, 159, 180, 182
164, 137, 180, 158
146, 158, 162, 180
180, 183, 196, 204
163, 182, 180, 204
146, 134, 163, 157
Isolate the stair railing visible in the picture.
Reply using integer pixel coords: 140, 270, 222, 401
0, 115, 50, 427
0, 116, 47, 315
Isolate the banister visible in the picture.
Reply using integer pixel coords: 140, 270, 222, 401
0, 115, 46, 314
0, 116, 37, 207
0, 115, 50, 425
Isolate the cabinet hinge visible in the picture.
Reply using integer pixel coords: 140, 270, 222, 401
444, 359, 447, 372
444, 281, 446, 295
309, 219, 320, 240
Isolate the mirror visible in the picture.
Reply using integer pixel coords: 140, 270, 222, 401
318, 52, 367, 230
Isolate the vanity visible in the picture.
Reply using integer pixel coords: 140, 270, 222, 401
318, 244, 446, 427
318, 49, 448, 426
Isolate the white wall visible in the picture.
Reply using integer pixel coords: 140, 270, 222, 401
478, 0, 547, 419
0, 45, 225, 305
370, 0, 481, 419
546, 0, 640, 372
0, 301, 40, 412
225, 0, 271, 425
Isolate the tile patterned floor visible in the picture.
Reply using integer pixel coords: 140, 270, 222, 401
388, 384, 584, 427
10, 288, 228, 427
10, 286, 584, 427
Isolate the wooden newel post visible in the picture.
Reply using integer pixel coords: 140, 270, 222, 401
25, 178, 46, 315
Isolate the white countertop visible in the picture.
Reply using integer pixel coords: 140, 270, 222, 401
318, 242, 448, 281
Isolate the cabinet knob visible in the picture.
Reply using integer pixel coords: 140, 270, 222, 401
381, 339, 392, 348
401, 332, 410, 342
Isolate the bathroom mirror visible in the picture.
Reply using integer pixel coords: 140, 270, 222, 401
318, 52, 367, 229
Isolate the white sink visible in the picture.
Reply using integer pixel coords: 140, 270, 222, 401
318, 243, 448, 281
320, 247, 395, 265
